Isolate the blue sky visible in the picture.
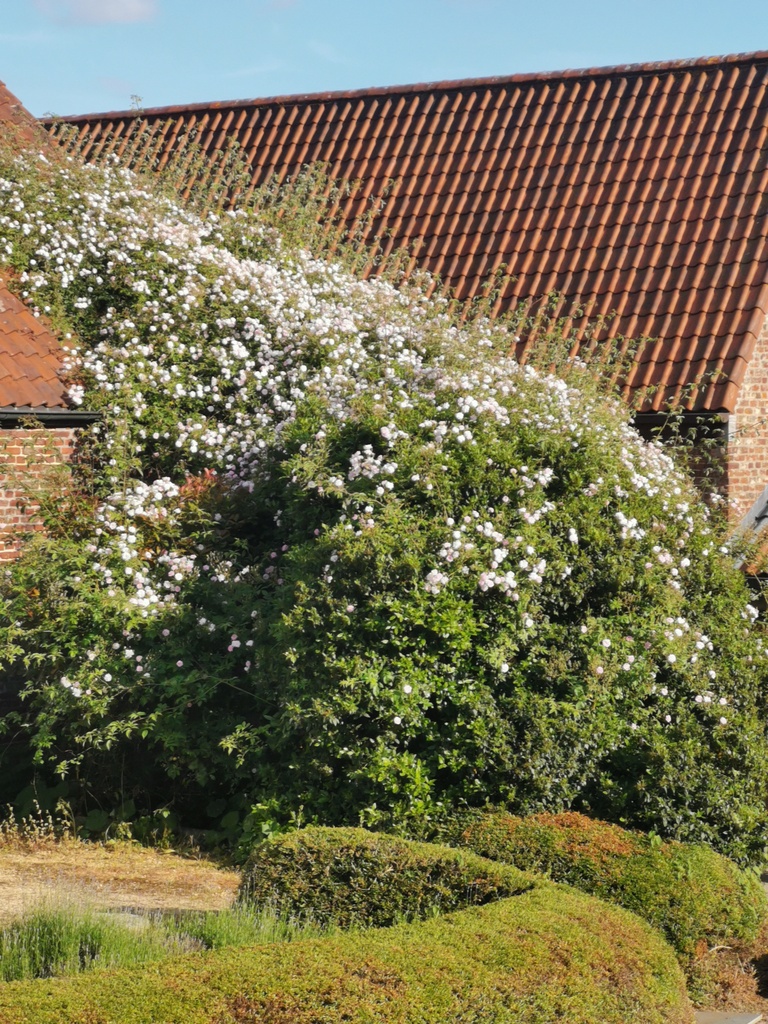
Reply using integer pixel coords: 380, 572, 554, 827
3, 0, 768, 117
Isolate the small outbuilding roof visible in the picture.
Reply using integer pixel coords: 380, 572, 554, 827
0, 278, 71, 410
48, 51, 768, 414
0, 80, 39, 148
0, 80, 71, 411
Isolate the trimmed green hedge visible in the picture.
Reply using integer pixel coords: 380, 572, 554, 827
458, 811, 768, 959
238, 825, 533, 927
0, 886, 693, 1024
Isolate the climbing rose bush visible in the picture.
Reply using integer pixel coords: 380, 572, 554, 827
0, 150, 767, 860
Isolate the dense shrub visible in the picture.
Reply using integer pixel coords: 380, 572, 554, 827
0, 888, 693, 1024
0, 147, 767, 858
458, 811, 768, 959
238, 825, 532, 927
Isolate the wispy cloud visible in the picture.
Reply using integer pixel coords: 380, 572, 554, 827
33, 0, 156, 25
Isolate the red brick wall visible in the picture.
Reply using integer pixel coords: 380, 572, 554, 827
727, 319, 768, 520
0, 427, 77, 560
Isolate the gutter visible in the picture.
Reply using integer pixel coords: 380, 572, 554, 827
0, 407, 101, 427
631, 410, 730, 444
631, 410, 729, 429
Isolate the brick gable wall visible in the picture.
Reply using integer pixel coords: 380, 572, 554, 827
726, 318, 768, 520
0, 427, 77, 560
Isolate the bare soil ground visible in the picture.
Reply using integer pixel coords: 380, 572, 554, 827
0, 840, 241, 924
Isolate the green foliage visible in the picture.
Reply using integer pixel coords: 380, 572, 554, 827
0, 888, 693, 1024
0, 905, 173, 981
458, 811, 768, 960
0, 902, 326, 983
238, 825, 533, 928
0, 140, 767, 863
162, 904, 327, 950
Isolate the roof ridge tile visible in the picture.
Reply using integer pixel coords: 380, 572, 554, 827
47, 49, 768, 123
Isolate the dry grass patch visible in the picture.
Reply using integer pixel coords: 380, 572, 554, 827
0, 840, 240, 925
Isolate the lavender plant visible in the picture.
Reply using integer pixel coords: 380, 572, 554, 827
0, 149, 766, 859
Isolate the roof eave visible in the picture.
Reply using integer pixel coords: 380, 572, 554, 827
0, 407, 100, 426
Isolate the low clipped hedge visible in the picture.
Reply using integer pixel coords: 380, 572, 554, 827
0, 886, 693, 1024
238, 825, 533, 927
458, 811, 768, 959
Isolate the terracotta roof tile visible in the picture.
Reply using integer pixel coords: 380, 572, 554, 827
0, 280, 69, 409
0, 80, 39, 148
47, 50, 768, 412
0, 83, 68, 410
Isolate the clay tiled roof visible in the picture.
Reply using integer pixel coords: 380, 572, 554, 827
0, 80, 41, 149
0, 280, 69, 409
0, 84, 69, 410
47, 51, 768, 412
